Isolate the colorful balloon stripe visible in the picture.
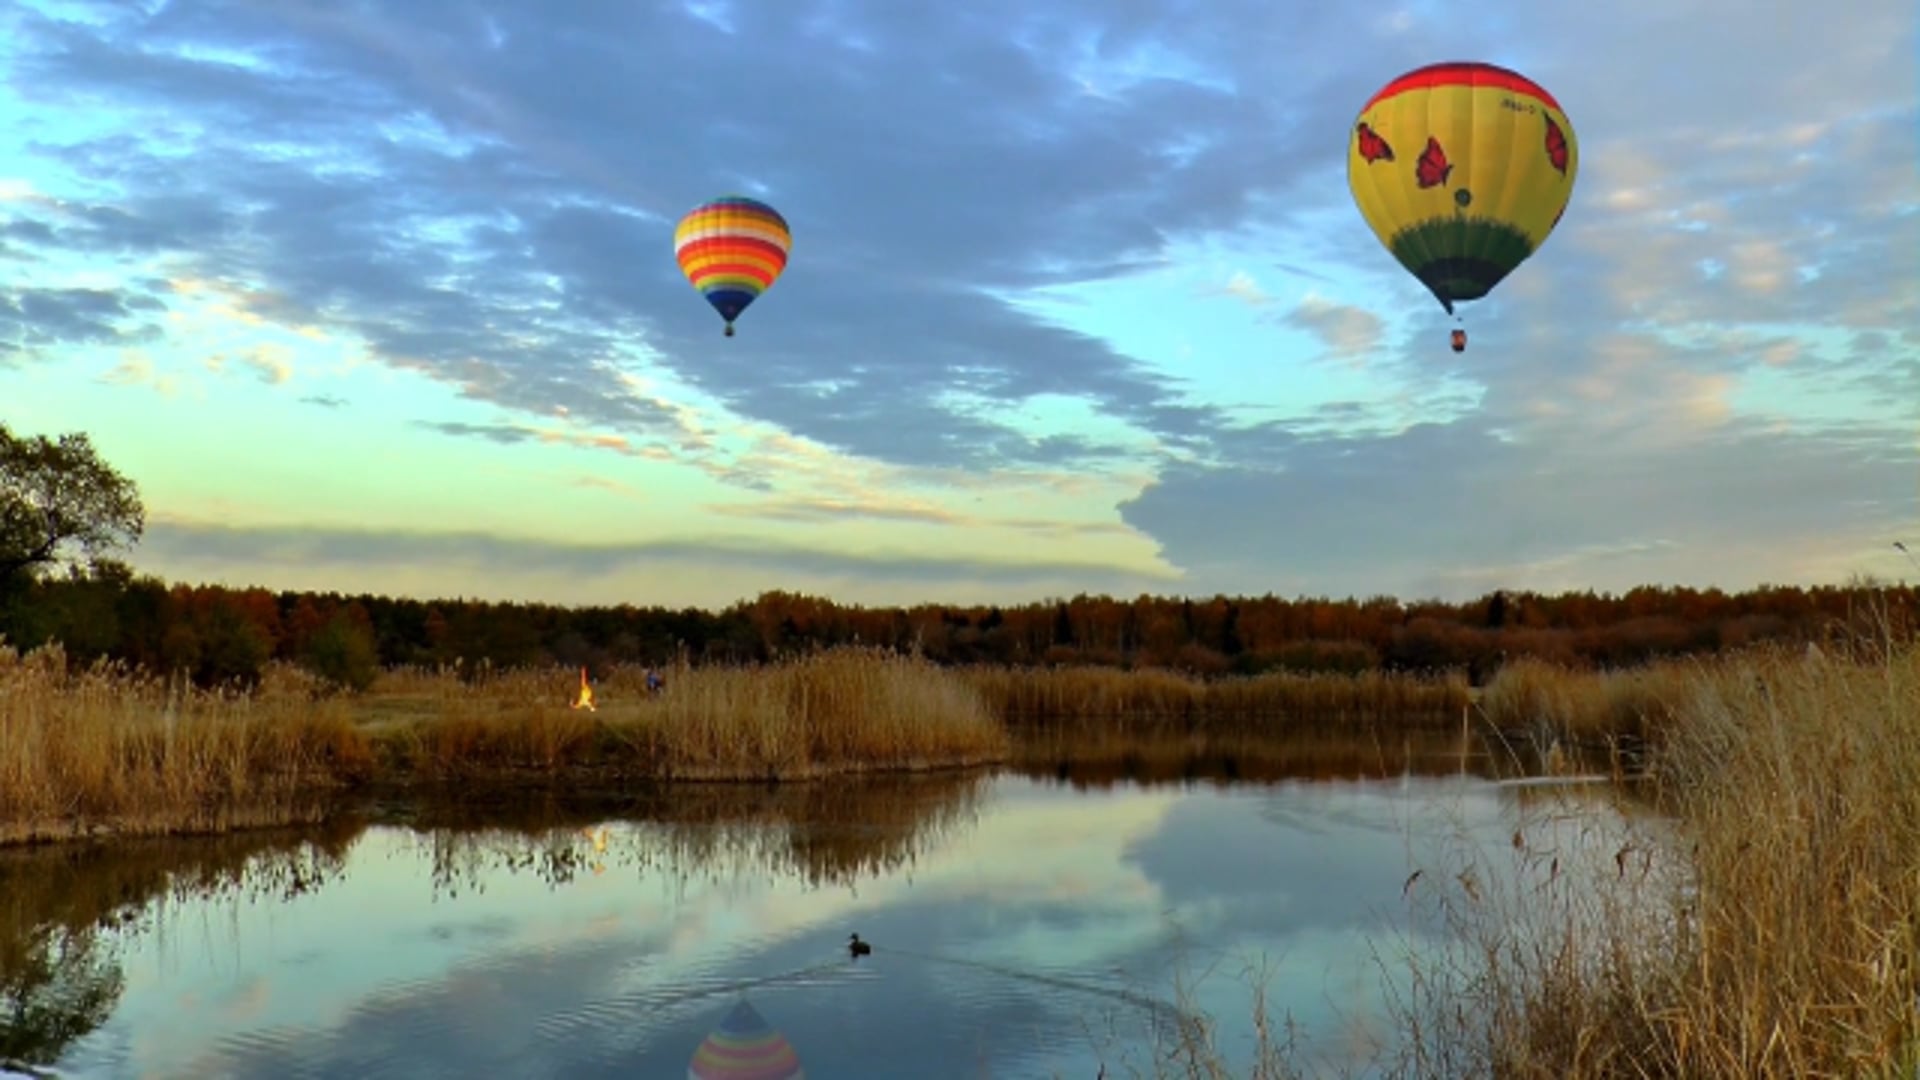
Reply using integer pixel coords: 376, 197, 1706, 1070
687, 1000, 805, 1080
1362, 61, 1564, 113
673, 195, 792, 334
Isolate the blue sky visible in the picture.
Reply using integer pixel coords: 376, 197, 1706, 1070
2, 0, 1914, 608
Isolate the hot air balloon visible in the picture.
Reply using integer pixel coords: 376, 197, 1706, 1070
1347, 62, 1578, 353
674, 196, 792, 337
687, 999, 805, 1080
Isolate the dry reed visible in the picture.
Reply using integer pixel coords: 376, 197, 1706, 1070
1389, 635, 1920, 1078
0, 643, 368, 846
968, 665, 1469, 730
0, 643, 1007, 845
1477, 657, 1695, 744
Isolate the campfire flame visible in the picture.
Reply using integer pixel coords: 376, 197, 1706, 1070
571, 666, 596, 711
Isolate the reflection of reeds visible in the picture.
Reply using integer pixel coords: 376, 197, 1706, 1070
1389, 637, 1920, 1077
0, 824, 359, 1070
395, 771, 992, 895
1010, 729, 1496, 790
0, 775, 985, 1065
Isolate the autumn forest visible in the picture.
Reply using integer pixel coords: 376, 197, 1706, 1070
4, 560, 1913, 691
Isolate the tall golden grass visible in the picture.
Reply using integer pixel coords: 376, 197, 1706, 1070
1391, 634, 1920, 1078
967, 664, 1469, 729
0, 642, 1007, 845
0, 643, 368, 846
2, 639, 1488, 846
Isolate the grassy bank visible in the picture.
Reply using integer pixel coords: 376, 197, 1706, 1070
1, 640, 1487, 846
0, 643, 1008, 845
1395, 636, 1920, 1078
967, 663, 1469, 729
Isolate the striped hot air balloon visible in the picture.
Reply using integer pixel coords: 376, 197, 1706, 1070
1347, 61, 1578, 352
673, 195, 792, 337
687, 999, 805, 1080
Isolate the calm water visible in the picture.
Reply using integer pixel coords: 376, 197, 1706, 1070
2, 751, 1654, 1079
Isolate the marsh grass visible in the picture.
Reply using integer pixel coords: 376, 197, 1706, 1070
0, 643, 1007, 844
0, 643, 368, 846
968, 665, 1469, 730
1388, 635, 1920, 1078
373, 645, 1009, 779
1477, 657, 1693, 744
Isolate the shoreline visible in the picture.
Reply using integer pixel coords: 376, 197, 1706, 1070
3, 643, 1485, 850
0, 725, 1594, 851
0, 756, 1011, 850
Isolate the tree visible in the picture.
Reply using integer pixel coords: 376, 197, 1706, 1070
0, 424, 144, 586
303, 611, 379, 693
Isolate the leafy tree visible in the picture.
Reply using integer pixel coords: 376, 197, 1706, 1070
303, 612, 379, 693
0, 425, 144, 587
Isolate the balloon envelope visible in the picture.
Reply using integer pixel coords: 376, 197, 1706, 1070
1347, 62, 1578, 314
674, 196, 792, 334
686, 999, 805, 1080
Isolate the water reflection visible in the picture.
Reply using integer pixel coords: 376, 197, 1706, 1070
688, 999, 805, 1079
2, 748, 1660, 1079
0, 825, 357, 1076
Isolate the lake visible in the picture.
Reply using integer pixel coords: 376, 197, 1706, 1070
2, 740, 1658, 1079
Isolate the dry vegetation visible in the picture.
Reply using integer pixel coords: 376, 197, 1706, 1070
968, 664, 1469, 729
6, 620, 1917, 1076
2, 640, 1484, 846
1389, 631, 1920, 1078
0, 643, 1007, 844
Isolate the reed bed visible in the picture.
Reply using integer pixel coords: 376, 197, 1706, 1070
0, 643, 1007, 845
0, 643, 369, 846
1477, 656, 1699, 744
374, 646, 1008, 779
1390, 636, 1920, 1078
965, 664, 1469, 730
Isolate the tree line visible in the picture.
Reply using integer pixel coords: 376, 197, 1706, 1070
5, 561, 1911, 691
3, 421, 1913, 690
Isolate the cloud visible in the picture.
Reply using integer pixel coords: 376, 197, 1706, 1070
705, 493, 1141, 537
98, 352, 190, 397
1216, 271, 1274, 309
1117, 0, 1919, 596
138, 517, 1176, 603
414, 419, 675, 461
0, 0, 1424, 473
205, 345, 294, 385
708, 496, 967, 528
2, 0, 1913, 600
0, 286, 167, 351
1121, 416, 1918, 599
1283, 294, 1386, 365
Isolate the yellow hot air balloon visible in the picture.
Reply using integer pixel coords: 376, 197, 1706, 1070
1347, 61, 1578, 352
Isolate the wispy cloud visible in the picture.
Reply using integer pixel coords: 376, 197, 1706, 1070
206, 345, 294, 385
0, 0, 1911, 602
138, 517, 1177, 604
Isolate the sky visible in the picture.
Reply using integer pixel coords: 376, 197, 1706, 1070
1, 0, 1915, 610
